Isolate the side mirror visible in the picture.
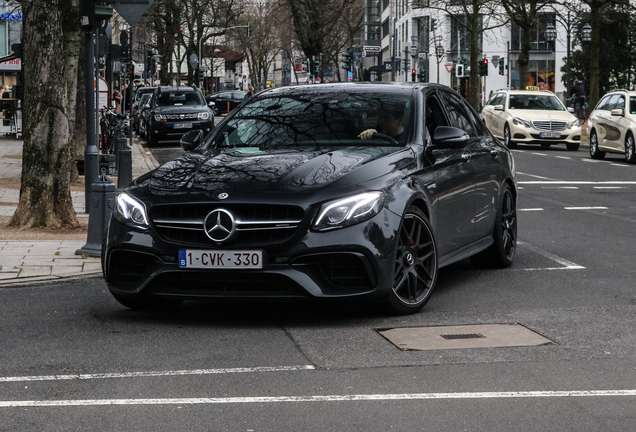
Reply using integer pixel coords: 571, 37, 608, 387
567, 107, 574, 113
494, 105, 504, 111
180, 129, 204, 152
431, 126, 470, 148
611, 108, 624, 116
143, 103, 150, 109
208, 101, 216, 107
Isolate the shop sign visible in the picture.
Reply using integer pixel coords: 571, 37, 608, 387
0, 12, 22, 21
0, 58, 21, 71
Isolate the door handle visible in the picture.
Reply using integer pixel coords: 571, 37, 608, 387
461, 153, 471, 161
490, 149, 499, 157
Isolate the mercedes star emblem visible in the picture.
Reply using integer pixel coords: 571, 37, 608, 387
218, 193, 229, 200
203, 209, 235, 242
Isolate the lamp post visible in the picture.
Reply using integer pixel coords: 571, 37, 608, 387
544, 11, 591, 101
435, 36, 444, 84
411, 35, 418, 82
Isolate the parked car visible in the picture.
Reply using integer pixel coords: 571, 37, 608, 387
205, 90, 247, 115
480, 88, 582, 151
587, 89, 636, 163
143, 86, 215, 146
103, 83, 517, 315
132, 92, 153, 135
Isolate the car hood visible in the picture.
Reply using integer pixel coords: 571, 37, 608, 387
509, 110, 577, 121
153, 105, 209, 113
140, 146, 414, 197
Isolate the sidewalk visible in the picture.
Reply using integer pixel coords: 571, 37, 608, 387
0, 129, 159, 286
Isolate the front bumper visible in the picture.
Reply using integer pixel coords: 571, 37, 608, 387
149, 119, 214, 141
103, 208, 401, 301
509, 124, 581, 144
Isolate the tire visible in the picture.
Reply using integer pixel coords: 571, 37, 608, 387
471, 184, 517, 268
566, 142, 580, 151
504, 124, 517, 149
385, 206, 438, 315
589, 129, 605, 160
625, 133, 636, 164
147, 133, 158, 147
110, 292, 182, 311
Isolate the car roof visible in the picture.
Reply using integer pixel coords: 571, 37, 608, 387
158, 86, 198, 92
255, 82, 447, 98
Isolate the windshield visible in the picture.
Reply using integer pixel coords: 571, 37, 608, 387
156, 90, 205, 107
206, 90, 412, 150
508, 94, 564, 111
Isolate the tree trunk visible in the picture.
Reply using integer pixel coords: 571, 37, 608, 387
517, 24, 533, 90
468, 11, 480, 110
588, 3, 602, 107
9, 0, 81, 229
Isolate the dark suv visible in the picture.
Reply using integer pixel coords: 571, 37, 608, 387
144, 86, 214, 146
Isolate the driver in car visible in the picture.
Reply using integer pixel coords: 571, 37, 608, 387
358, 104, 405, 142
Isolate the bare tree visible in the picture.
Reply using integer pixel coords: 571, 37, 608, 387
9, 0, 82, 229
144, 0, 182, 85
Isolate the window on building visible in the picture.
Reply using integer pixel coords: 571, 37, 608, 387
382, 19, 390, 39
450, 15, 482, 59
368, 0, 381, 22
509, 59, 556, 92
368, 25, 381, 41
511, 13, 555, 52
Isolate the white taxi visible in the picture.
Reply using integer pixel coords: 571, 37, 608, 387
481, 88, 582, 151
587, 89, 636, 163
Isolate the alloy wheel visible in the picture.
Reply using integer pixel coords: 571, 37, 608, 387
626, 135, 636, 163
500, 188, 517, 261
392, 212, 437, 306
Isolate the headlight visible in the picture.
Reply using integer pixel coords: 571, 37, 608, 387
512, 117, 532, 128
567, 119, 581, 129
198, 112, 210, 120
113, 192, 149, 229
313, 192, 385, 231
154, 114, 166, 122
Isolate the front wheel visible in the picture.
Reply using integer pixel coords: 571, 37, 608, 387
589, 129, 606, 160
385, 207, 438, 315
504, 124, 517, 149
625, 134, 636, 164
471, 184, 517, 268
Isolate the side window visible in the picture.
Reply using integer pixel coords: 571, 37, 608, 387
616, 96, 626, 111
442, 92, 478, 138
605, 95, 621, 111
596, 96, 610, 111
486, 93, 498, 106
494, 93, 506, 106
425, 93, 449, 139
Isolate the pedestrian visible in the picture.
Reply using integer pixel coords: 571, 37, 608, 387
246, 85, 255, 97
113, 87, 122, 113
570, 79, 587, 121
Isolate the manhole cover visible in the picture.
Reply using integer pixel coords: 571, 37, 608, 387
377, 324, 554, 351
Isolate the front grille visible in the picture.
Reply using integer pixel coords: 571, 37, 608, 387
163, 113, 201, 120
151, 203, 305, 247
108, 250, 160, 285
532, 120, 567, 131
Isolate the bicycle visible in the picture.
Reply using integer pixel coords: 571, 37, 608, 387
571, 96, 588, 123
98, 106, 127, 154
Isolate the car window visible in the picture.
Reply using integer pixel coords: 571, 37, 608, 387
630, 97, 636, 114
595, 95, 611, 111
508, 94, 564, 110
605, 95, 621, 111
614, 95, 626, 111
494, 93, 506, 106
441, 92, 478, 138
206, 90, 413, 149
425, 92, 449, 138
156, 90, 204, 107
486, 93, 498, 106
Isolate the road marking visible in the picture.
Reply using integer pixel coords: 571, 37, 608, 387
541, 186, 579, 189
518, 181, 636, 185
564, 206, 608, 210
1, 390, 636, 407
0, 365, 316, 383
532, 153, 548, 156
516, 172, 554, 180
556, 156, 571, 160
582, 159, 604, 163
610, 164, 628, 167
519, 208, 544, 211
517, 241, 585, 271
594, 186, 625, 189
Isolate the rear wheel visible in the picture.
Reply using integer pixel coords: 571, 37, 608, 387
471, 184, 517, 268
385, 207, 438, 315
589, 129, 606, 160
625, 133, 636, 164
504, 124, 517, 149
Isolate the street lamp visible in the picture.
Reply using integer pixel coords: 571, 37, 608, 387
435, 37, 445, 84
411, 35, 418, 83
544, 11, 591, 101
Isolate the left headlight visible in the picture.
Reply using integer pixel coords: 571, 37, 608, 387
113, 192, 150, 229
313, 191, 385, 232
512, 117, 532, 128
567, 119, 581, 129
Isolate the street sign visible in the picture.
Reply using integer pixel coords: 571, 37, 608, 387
363, 51, 379, 57
363, 45, 380, 52
106, 0, 155, 26
189, 53, 199, 69
418, 53, 428, 59
445, 64, 454, 73
383, 61, 393, 71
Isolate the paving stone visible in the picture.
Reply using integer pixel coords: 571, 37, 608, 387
17, 267, 52, 278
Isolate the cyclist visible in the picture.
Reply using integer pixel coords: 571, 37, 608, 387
570, 79, 587, 122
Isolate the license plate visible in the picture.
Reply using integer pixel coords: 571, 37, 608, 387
173, 123, 192, 129
540, 132, 561, 138
179, 249, 263, 269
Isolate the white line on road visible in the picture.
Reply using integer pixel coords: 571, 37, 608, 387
564, 207, 608, 210
516, 172, 555, 180
518, 181, 636, 185
519, 208, 544, 211
541, 186, 579, 189
2, 390, 636, 407
532, 153, 548, 156
0, 365, 316, 383
517, 241, 585, 270
593, 186, 625, 189
556, 156, 571, 160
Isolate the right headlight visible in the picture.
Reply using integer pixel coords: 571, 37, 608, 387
312, 192, 385, 232
567, 119, 581, 129
512, 117, 532, 128
113, 192, 150, 229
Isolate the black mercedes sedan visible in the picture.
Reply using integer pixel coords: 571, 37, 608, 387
204, 90, 247, 115
103, 83, 517, 315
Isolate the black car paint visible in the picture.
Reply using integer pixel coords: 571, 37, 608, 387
104, 83, 515, 311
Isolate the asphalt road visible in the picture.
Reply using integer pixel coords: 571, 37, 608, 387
1, 142, 635, 431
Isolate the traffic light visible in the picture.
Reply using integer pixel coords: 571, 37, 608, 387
418, 68, 427, 82
342, 51, 353, 71
430, 18, 437, 32
313, 59, 320, 75
302, 59, 310, 73
198, 68, 205, 82
479, 58, 489, 76
411, 69, 416, 82
499, 58, 505, 75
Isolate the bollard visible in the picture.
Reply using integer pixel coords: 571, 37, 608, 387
75, 168, 116, 257
117, 144, 132, 190
114, 135, 127, 175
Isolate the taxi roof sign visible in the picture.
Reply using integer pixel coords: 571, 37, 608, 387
525, 86, 540, 91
